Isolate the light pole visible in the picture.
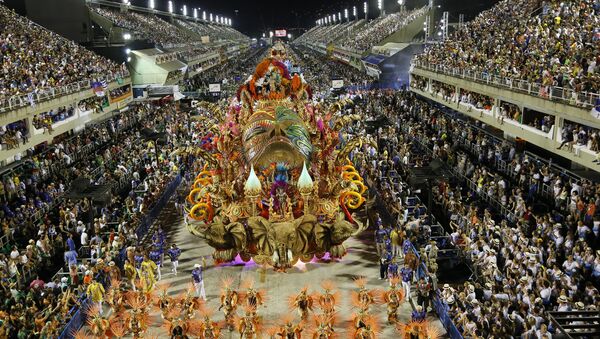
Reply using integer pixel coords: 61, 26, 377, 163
378, 0, 384, 16
398, 0, 405, 12
344, 8, 348, 22
364, 2, 368, 20
353, 6, 357, 20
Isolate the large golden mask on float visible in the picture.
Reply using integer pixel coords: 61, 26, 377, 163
187, 43, 375, 270
242, 105, 312, 168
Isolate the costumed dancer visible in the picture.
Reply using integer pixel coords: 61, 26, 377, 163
219, 276, 240, 331
192, 263, 207, 300
352, 276, 378, 311
156, 283, 173, 320
85, 304, 109, 337
396, 320, 442, 339
149, 245, 162, 281
181, 285, 203, 320
275, 314, 303, 339
411, 305, 427, 322
105, 279, 125, 314
140, 253, 158, 292
400, 262, 413, 300
124, 258, 138, 291
123, 290, 153, 338
241, 277, 266, 311
167, 243, 182, 275
152, 227, 166, 265
86, 278, 106, 315
310, 314, 335, 339
349, 314, 379, 339
381, 276, 405, 324
133, 248, 144, 276
316, 280, 339, 329
238, 305, 261, 339
290, 286, 314, 321
200, 307, 221, 339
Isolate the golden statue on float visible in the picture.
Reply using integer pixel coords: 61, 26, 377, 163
186, 43, 373, 270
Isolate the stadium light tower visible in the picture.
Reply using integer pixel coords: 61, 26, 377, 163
338, 12, 341, 22
269, 31, 274, 37
193, 8, 197, 19
148, 0, 154, 9
378, 0, 385, 16
364, 2, 368, 20
168, 1, 173, 13
344, 9, 348, 22
398, 0, 405, 12
182, 5, 187, 16
210, 13, 213, 22
353, 6, 357, 20
216, 15, 220, 24
202, 10, 206, 21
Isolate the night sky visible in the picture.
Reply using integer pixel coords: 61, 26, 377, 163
3, 0, 500, 38
125, 0, 498, 38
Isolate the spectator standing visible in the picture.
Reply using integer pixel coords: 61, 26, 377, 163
416, 276, 432, 312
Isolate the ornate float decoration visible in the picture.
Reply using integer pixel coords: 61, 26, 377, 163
186, 43, 374, 269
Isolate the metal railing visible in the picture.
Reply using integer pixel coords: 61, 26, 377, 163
0, 71, 130, 113
411, 60, 600, 109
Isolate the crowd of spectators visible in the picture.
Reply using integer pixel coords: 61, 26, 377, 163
0, 101, 198, 337
0, 121, 28, 150
0, 4, 127, 104
338, 6, 428, 52
182, 46, 268, 94
351, 89, 600, 338
91, 6, 190, 45
108, 84, 131, 100
289, 45, 373, 94
92, 6, 246, 47
175, 19, 247, 42
32, 106, 76, 131
415, 0, 600, 100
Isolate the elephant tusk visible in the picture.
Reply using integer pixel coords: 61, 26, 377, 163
351, 217, 369, 236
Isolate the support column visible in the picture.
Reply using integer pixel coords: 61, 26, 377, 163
553, 116, 564, 142
493, 98, 501, 119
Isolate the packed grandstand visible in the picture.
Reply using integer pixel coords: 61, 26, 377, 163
0, 0, 598, 338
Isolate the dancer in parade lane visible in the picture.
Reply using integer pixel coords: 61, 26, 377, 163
167, 243, 182, 275
192, 263, 207, 300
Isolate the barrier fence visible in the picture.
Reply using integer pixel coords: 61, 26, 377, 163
57, 173, 182, 339
0, 71, 130, 113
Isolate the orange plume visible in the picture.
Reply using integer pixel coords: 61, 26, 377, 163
320, 279, 336, 291
221, 275, 236, 290
109, 320, 128, 337
353, 276, 368, 289
240, 276, 255, 290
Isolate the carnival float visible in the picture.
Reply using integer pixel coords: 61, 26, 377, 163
186, 43, 374, 269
